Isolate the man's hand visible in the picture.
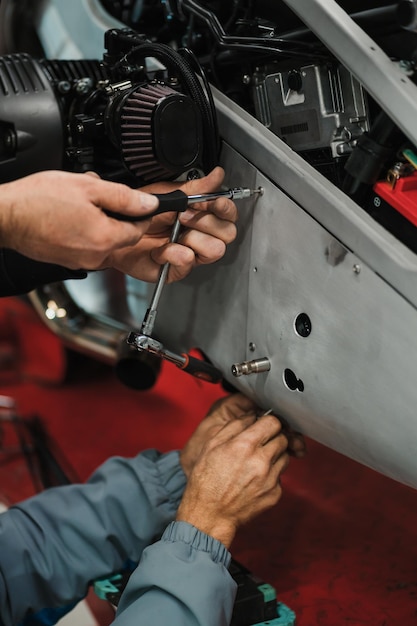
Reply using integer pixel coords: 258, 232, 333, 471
0, 167, 237, 284
177, 393, 306, 548
180, 393, 259, 478
107, 166, 238, 283
0, 170, 158, 269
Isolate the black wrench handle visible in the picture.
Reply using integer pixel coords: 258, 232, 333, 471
178, 353, 223, 384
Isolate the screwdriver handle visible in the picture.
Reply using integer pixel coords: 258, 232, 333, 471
103, 186, 261, 222
103, 190, 188, 222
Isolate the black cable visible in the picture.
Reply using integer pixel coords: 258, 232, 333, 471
180, 0, 330, 61
178, 46, 220, 161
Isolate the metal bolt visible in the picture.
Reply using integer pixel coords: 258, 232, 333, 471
187, 169, 201, 180
249, 342, 256, 352
75, 78, 93, 95
57, 80, 71, 94
399, 59, 414, 74
353, 264, 361, 274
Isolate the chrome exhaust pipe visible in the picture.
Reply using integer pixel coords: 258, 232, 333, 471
29, 281, 161, 389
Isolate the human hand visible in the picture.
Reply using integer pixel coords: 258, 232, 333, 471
176, 396, 306, 548
180, 393, 259, 478
107, 166, 238, 283
0, 170, 159, 269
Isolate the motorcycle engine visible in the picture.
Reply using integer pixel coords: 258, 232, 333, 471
0, 27, 219, 185
1, 0, 417, 249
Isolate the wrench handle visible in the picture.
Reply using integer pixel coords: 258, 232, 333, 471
179, 353, 223, 383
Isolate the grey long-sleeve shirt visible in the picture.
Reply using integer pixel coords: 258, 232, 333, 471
0, 450, 236, 626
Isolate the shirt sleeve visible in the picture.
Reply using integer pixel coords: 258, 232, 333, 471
114, 521, 236, 626
0, 449, 186, 625
0, 248, 87, 296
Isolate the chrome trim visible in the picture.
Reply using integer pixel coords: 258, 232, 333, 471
28, 282, 130, 365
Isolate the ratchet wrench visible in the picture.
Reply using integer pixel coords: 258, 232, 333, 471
139, 186, 263, 337
126, 185, 263, 382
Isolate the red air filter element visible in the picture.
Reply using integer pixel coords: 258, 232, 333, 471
118, 82, 203, 182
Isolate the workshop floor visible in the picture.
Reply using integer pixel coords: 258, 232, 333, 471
0, 296, 416, 626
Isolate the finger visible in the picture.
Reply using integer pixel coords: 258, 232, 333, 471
287, 432, 307, 458
179, 211, 237, 245
209, 196, 239, 222
206, 412, 257, 448
247, 414, 284, 447
205, 393, 258, 425
179, 229, 228, 265
205, 393, 260, 422
256, 411, 306, 457
151, 229, 231, 281
260, 451, 289, 497
149, 242, 195, 283
150, 239, 226, 283
271, 450, 290, 477
263, 432, 289, 465
151, 241, 194, 266
181, 166, 225, 197
179, 197, 238, 225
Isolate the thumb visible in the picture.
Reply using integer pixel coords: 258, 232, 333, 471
92, 179, 159, 218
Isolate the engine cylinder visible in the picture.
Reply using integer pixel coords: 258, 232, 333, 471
0, 54, 63, 182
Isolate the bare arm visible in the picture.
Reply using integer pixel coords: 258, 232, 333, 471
0, 167, 237, 288
0, 170, 158, 269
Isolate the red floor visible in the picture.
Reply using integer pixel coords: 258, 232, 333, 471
0, 297, 417, 625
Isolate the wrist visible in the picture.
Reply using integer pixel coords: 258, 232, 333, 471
176, 502, 237, 549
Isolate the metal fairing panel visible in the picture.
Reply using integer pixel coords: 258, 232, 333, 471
154, 101, 417, 489
9, 0, 417, 488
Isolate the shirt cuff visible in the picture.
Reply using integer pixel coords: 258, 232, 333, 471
161, 521, 232, 567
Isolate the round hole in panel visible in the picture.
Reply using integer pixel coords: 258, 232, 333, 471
283, 368, 304, 392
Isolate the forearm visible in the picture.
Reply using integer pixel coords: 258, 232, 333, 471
114, 521, 236, 626
0, 450, 186, 625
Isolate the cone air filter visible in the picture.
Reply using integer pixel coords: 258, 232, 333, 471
117, 81, 203, 182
